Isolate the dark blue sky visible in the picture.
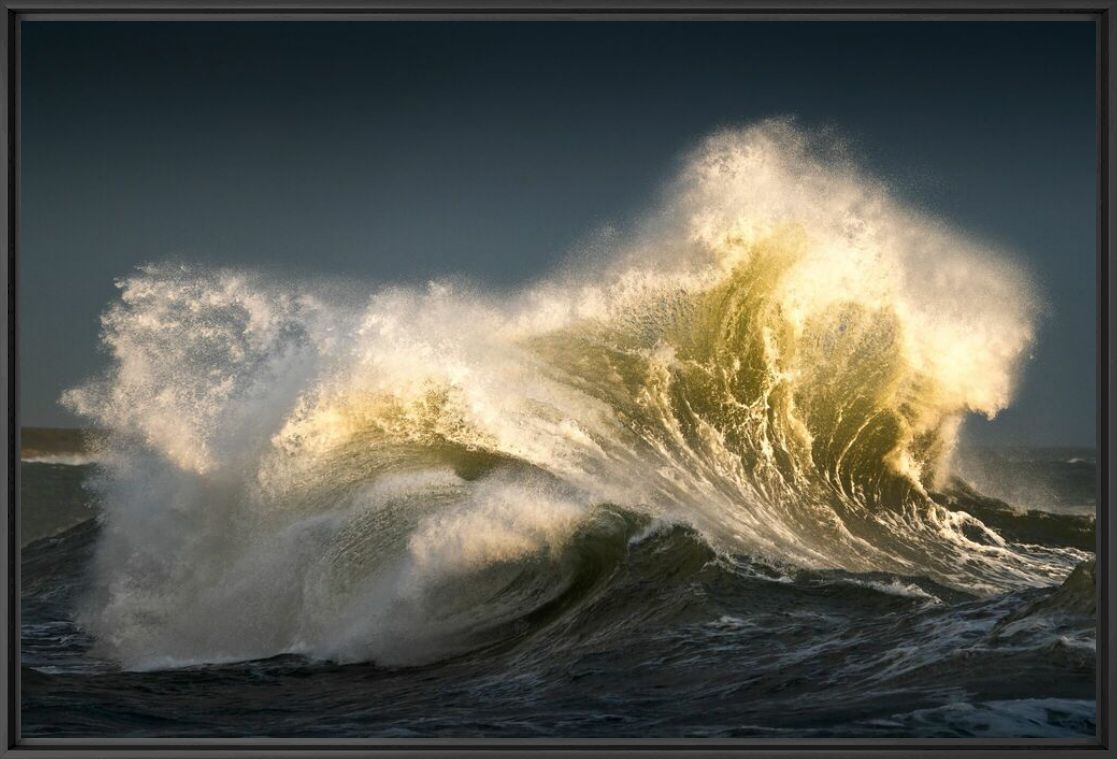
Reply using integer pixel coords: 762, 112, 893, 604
20, 21, 1096, 446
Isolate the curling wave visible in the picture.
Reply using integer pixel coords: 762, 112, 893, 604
62, 120, 1086, 671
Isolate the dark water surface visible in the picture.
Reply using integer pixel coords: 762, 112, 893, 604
21, 451, 1096, 739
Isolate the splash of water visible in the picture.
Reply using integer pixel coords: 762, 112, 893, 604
64, 120, 1071, 671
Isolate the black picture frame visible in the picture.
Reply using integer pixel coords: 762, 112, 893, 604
1, 2, 1113, 756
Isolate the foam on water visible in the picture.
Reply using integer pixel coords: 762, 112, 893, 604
62, 120, 1080, 671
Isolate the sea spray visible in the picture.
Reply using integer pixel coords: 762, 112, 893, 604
62, 119, 1082, 671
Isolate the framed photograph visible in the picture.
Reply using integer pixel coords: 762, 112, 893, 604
2, 2, 1113, 756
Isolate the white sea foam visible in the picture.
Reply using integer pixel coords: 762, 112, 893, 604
63, 120, 1078, 671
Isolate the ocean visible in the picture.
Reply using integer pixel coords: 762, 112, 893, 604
20, 450, 1096, 738
18, 122, 1099, 738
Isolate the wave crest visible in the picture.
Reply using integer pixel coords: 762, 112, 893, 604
64, 120, 1073, 671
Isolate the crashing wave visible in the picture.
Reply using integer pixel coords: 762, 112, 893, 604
63, 120, 1084, 671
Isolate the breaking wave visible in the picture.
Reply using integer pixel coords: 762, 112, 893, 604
62, 120, 1085, 671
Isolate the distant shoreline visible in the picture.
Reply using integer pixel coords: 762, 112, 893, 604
20, 427, 104, 461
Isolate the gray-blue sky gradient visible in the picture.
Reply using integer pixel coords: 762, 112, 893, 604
20, 21, 1096, 445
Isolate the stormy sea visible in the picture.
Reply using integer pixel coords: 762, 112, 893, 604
20, 122, 1097, 738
